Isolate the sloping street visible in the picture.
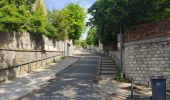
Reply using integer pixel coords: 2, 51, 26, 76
1, 0, 170, 100
18, 50, 109, 100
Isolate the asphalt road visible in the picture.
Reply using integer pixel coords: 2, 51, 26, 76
18, 53, 104, 100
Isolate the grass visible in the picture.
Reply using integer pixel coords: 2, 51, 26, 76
61, 56, 66, 59
114, 66, 131, 83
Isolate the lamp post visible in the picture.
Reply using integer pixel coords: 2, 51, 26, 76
64, 29, 67, 56
120, 23, 124, 79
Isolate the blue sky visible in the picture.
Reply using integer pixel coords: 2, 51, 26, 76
45, 0, 96, 40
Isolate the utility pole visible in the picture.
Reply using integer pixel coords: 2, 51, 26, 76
120, 23, 124, 79
64, 29, 67, 56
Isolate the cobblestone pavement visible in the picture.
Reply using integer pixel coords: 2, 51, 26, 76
18, 51, 109, 100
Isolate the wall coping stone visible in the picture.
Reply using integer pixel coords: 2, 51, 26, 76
0, 48, 64, 52
124, 36, 170, 46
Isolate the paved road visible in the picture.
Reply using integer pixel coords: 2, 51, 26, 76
18, 52, 106, 100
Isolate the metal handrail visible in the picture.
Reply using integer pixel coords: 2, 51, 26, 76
0, 53, 64, 72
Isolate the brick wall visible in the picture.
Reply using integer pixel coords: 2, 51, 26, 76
125, 18, 170, 43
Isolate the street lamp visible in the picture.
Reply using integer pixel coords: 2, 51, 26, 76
119, 23, 124, 79
64, 29, 67, 56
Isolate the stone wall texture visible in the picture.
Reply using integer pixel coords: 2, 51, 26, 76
0, 32, 65, 82
124, 19, 170, 89
124, 38, 170, 87
109, 51, 120, 66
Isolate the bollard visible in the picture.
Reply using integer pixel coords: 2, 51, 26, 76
150, 76, 166, 100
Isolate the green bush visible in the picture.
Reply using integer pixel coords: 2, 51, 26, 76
114, 66, 131, 83
81, 41, 87, 48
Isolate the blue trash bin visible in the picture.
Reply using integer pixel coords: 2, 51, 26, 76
150, 76, 166, 100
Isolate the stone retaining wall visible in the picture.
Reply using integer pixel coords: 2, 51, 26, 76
109, 51, 120, 66
123, 19, 170, 89
124, 33, 170, 89
0, 32, 65, 82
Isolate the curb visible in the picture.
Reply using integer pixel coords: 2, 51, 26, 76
55, 57, 80, 76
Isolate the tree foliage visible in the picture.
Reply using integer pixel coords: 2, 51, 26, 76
49, 3, 86, 43
0, 0, 34, 32
64, 3, 86, 42
48, 10, 69, 40
0, 0, 57, 38
86, 27, 99, 46
88, 0, 170, 44
80, 40, 87, 48
0, 1, 87, 41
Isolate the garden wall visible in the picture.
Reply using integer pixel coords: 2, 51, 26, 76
108, 51, 120, 66
0, 32, 65, 82
124, 19, 170, 88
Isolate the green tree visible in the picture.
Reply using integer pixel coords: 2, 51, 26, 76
88, 0, 170, 46
28, 0, 57, 37
86, 27, 99, 46
80, 40, 87, 48
0, 0, 57, 38
63, 3, 86, 44
48, 10, 70, 40
49, 3, 87, 43
87, 0, 118, 46
0, 0, 35, 32
126, 0, 170, 26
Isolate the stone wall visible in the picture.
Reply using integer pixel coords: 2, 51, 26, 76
124, 37, 170, 87
109, 51, 120, 66
0, 32, 65, 82
124, 19, 170, 89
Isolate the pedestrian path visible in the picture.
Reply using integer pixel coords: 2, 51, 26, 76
96, 76, 152, 100
100, 55, 117, 78
0, 57, 78, 100
95, 54, 154, 100
94, 54, 151, 100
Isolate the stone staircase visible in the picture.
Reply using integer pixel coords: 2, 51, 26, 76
100, 55, 117, 77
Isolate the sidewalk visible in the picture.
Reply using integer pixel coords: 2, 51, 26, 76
0, 57, 78, 100
96, 76, 152, 100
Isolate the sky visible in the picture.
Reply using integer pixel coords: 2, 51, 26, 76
44, 0, 96, 40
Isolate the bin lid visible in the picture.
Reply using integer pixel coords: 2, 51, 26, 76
150, 76, 166, 79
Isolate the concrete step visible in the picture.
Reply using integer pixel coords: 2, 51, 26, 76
100, 75, 116, 80
101, 69, 115, 72
101, 58, 112, 60
101, 67, 117, 69
102, 65, 117, 67
102, 65, 117, 68
100, 71, 116, 75
102, 63, 116, 65
102, 61, 114, 63
101, 67, 116, 70
102, 59, 112, 61
100, 72, 115, 75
